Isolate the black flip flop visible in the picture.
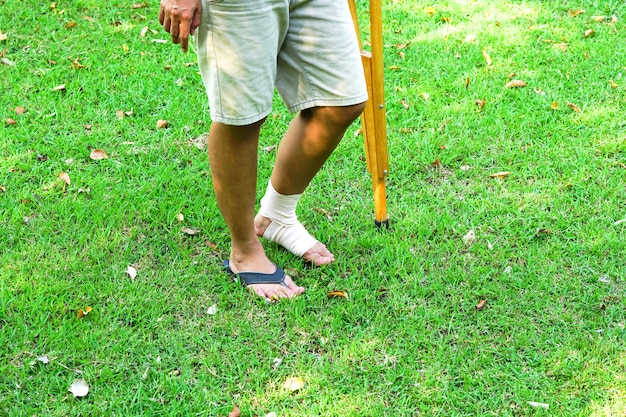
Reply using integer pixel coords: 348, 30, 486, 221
222, 260, 288, 288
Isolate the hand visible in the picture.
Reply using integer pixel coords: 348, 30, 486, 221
158, 0, 202, 53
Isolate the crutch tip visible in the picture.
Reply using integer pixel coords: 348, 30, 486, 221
374, 219, 390, 230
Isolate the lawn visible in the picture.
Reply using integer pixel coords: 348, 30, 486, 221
1, 0, 625, 415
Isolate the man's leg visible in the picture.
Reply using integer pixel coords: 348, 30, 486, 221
255, 103, 366, 265
208, 121, 305, 300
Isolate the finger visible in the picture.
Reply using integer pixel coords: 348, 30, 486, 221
179, 20, 190, 52
162, 15, 172, 33
158, 7, 165, 25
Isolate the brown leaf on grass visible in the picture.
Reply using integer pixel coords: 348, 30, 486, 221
465, 77, 470, 88
584, 29, 595, 37
116, 110, 124, 120
431, 157, 441, 169
476, 299, 487, 310
0, 185, 6, 192
71, 57, 87, 70
401, 99, 410, 109
59, 172, 71, 185
6, 118, 16, 125
568, 9, 585, 17
566, 101, 581, 112
420, 92, 430, 101
132, 2, 148, 9
0, 31, 7, 42
505, 80, 527, 88
156, 119, 168, 129
140, 26, 149, 37
475, 99, 486, 111
227, 405, 241, 417
398, 51, 405, 59
327, 290, 349, 300
482, 49, 492, 66
609, 80, 618, 88
14, 106, 26, 114
283, 377, 305, 391
554, 42, 568, 52
591, 15, 606, 22
535, 228, 553, 237
441, 16, 451, 23
181, 227, 200, 235
77, 306, 92, 318
65, 21, 77, 29
489, 171, 510, 179
52, 84, 66, 92
395, 42, 410, 49
83, 15, 94, 22
388, 65, 401, 71
551, 101, 559, 110
90, 149, 108, 160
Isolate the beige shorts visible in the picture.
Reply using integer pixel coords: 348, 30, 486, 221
195, 0, 368, 126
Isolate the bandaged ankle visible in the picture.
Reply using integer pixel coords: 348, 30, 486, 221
258, 181, 318, 257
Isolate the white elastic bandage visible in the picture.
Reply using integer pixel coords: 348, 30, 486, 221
258, 181, 318, 257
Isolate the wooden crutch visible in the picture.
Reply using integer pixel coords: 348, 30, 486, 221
348, 0, 390, 228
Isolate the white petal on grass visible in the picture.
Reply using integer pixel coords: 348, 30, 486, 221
462, 229, 476, 245
527, 401, 549, 410
613, 218, 626, 226
37, 355, 50, 364
206, 304, 218, 315
272, 357, 283, 369
487, 240, 494, 250
266, 413, 277, 417
598, 274, 611, 284
68, 378, 89, 397
126, 265, 137, 281
142, 367, 149, 380
283, 376, 305, 392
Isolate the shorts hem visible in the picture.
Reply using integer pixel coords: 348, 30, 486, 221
287, 93, 368, 114
209, 107, 273, 126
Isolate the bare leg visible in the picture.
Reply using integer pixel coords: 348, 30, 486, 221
255, 103, 366, 265
208, 121, 305, 300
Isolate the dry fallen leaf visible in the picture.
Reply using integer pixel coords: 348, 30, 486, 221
505, 80, 527, 88
284, 376, 305, 392
475, 99, 486, 111
140, 26, 150, 37
181, 227, 200, 235
77, 306, 92, 318
584, 29, 595, 37
116, 110, 124, 120
15, 106, 27, 114
52, 84, 66, 92
464, 77, 470, 88
176, 213, 184, 222
5, 118, 16, 125
126, 265, 137, 281
591, 15, 606, 22
424, 6, 436, 16
1, 58, 15, 66
419, 92, 430, 101
227, 405, 241, 417
59, 172, 71, 185
463, 34, 477, 44
551, 101, 559, 110
65, 21, 77, 29
489, 171, 510, 179
528, 401, 549, 410
431, 157, 441, 169
554, 42, 568, 52
568, 9, 585, 17
401, 99, 410, 109
0, 185, 6, 192
69, 379, 89, 398
327, 290, 349, 300
566, 101, 581, 112
0, 31, 7, 42
156, 119, 168, 129
482, 49, 492, 66
476, 299, 487, 310
609, 80, 618, 88
90, 149, 108, 160
462, 230, 476, 245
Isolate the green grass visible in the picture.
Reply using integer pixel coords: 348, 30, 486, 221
1, 0, 626, 415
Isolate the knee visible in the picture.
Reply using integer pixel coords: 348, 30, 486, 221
305, 102, 366, 128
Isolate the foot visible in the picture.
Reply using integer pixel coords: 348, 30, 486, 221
226, 255, 305, 301
254, 214, 335, 266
